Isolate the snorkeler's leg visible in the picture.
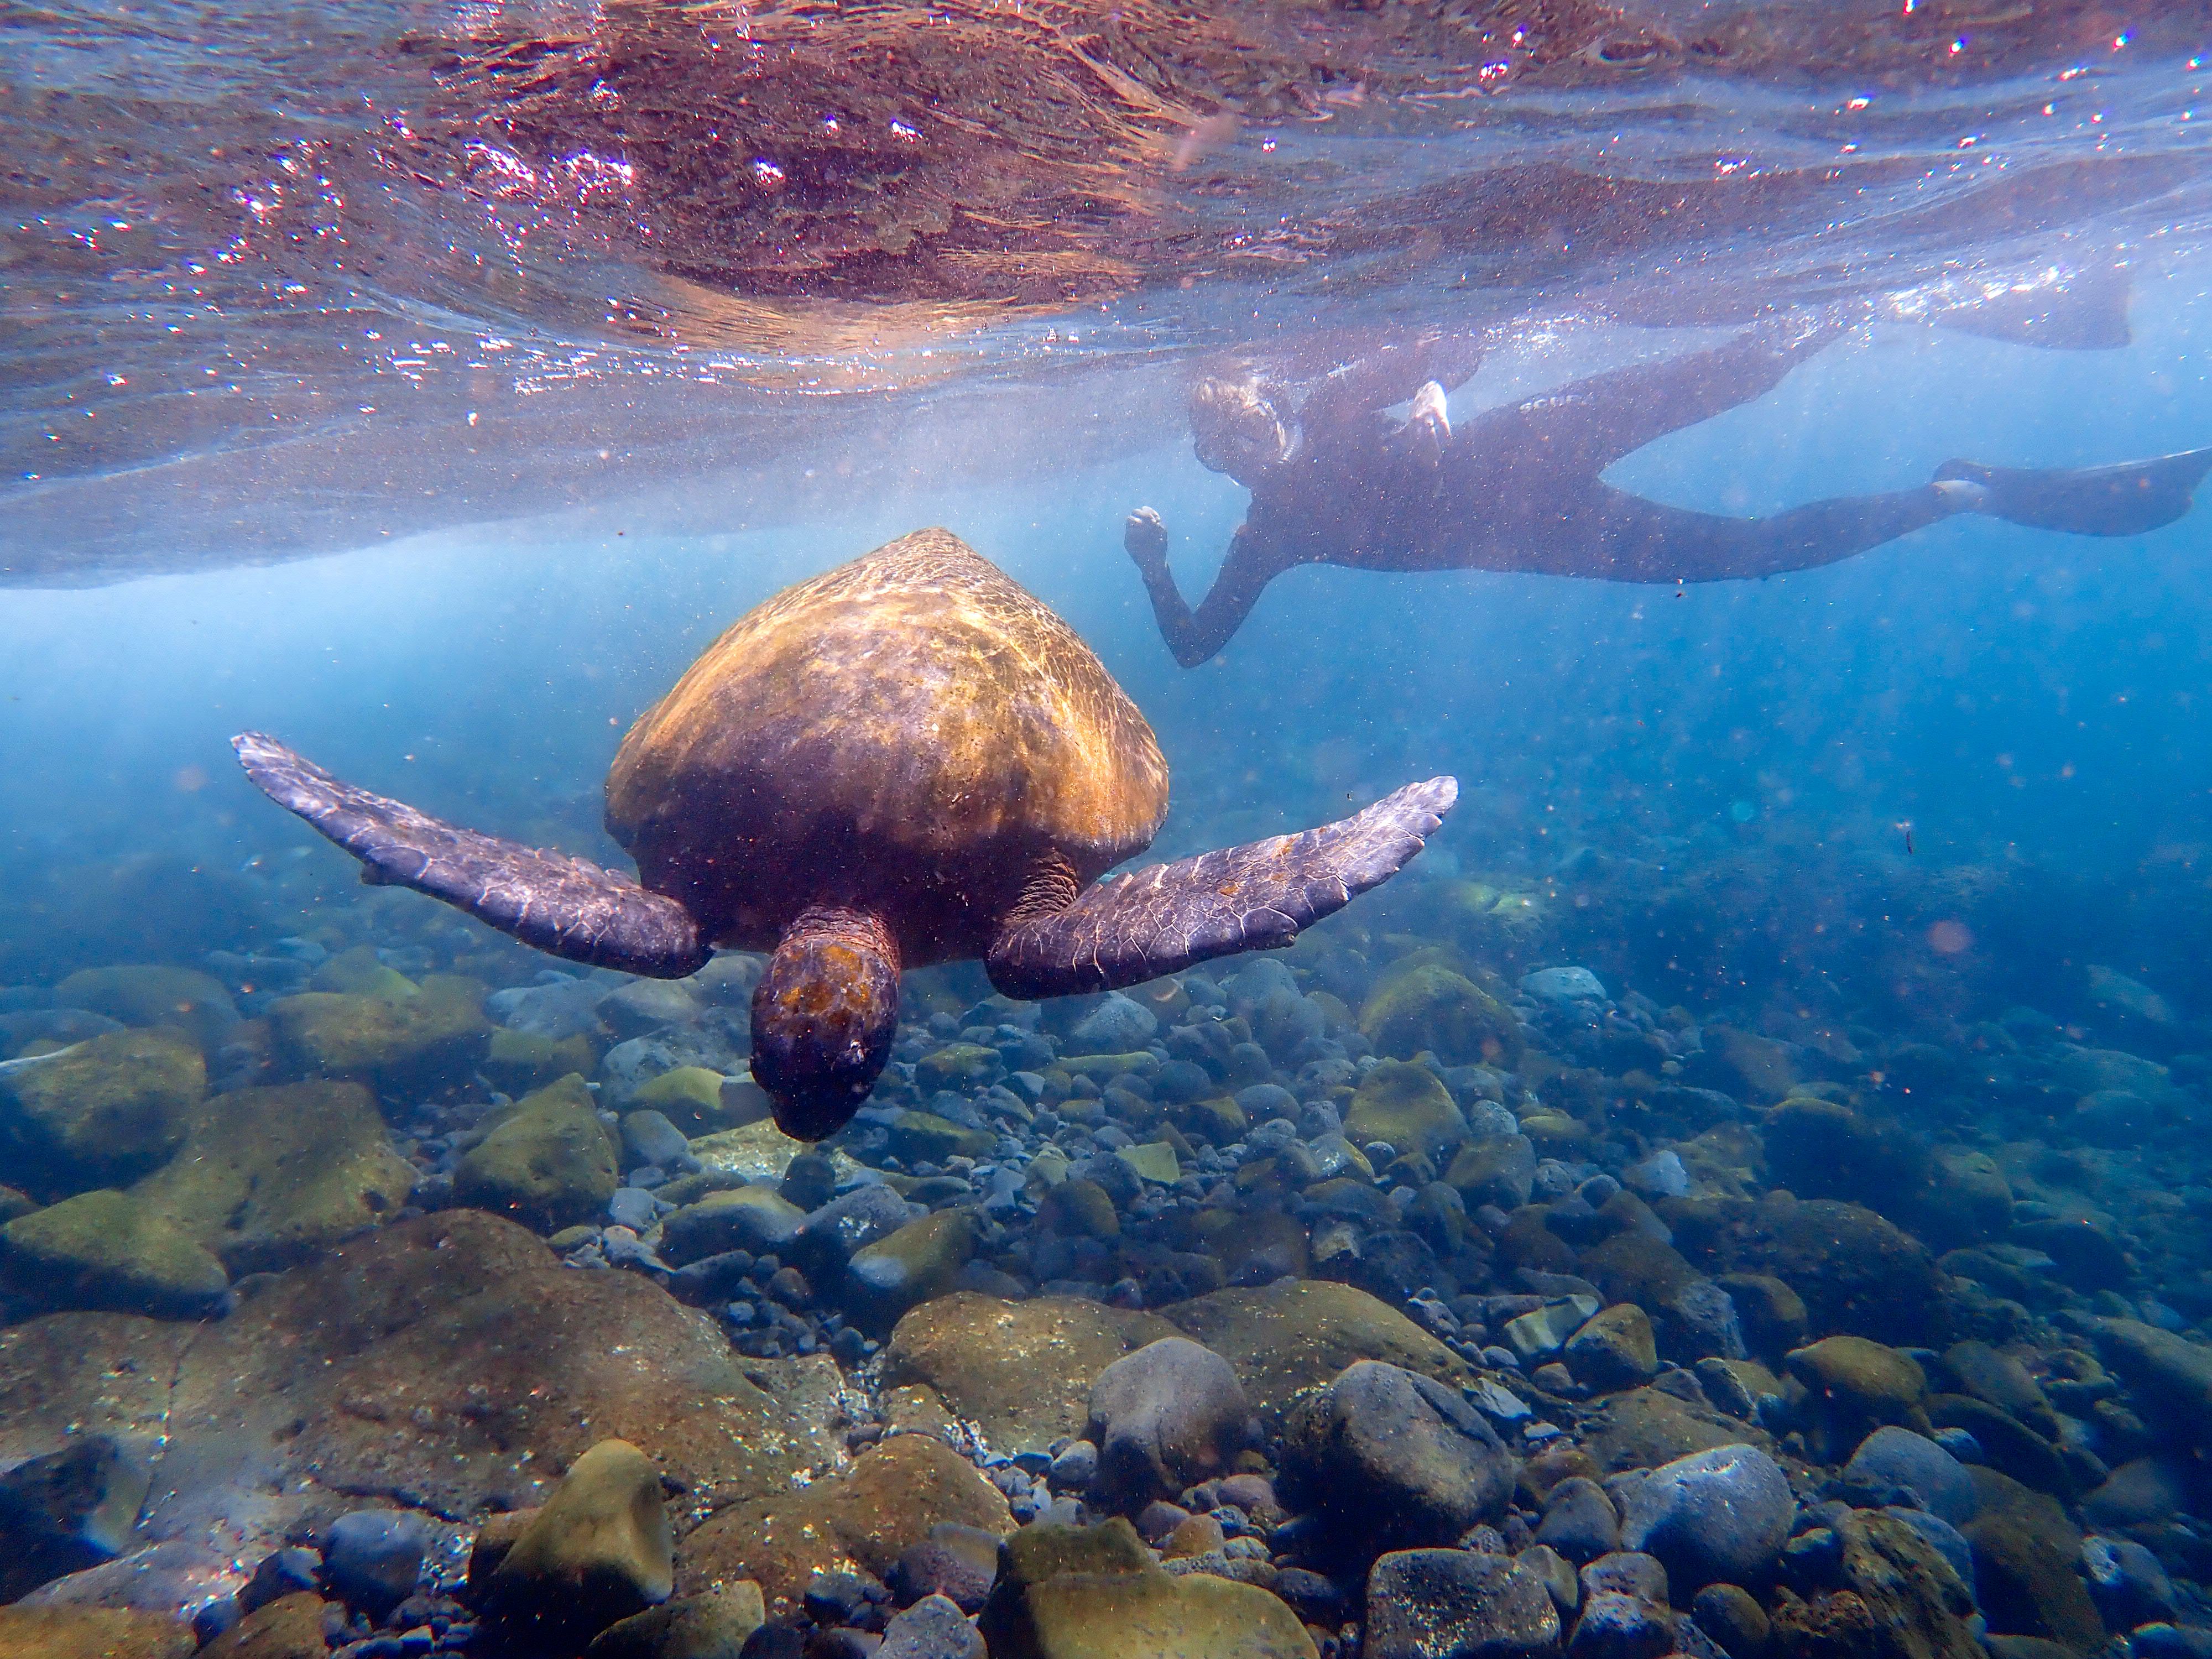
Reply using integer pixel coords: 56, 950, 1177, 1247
1487, 320, 1841, 476
1568, 483, 1964, 582
1933, 446, 2212, 536
1125, 508, 1281, 667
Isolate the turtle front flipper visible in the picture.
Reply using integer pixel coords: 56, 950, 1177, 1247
232, 733, 711, 978
985, 776, 1458, 999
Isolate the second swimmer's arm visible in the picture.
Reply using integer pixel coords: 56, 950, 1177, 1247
1124, 508, 1276, 669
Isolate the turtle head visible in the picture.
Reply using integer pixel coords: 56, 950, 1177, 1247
750, 906, 902, 1141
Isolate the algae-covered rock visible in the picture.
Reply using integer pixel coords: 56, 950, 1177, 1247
1960, 1469, 2104, 1653
660, 1185, 804, 1266
56, 966, 239, 1053
1161, 1278, 1472, 1428
483, 1029, 602, 1097
679, 1432, 1012, 1616
0, 1606, 196, 1659
915, 1045, 1005, 1091
1088, 1337, 1254, 1505
0, 1211, 831, 1593
195, 1591, 331, 1659
310, 944, 420, 999
1770, 1508, 1981, 1659
630, 1066, 739, 1138
1345, 1060, 1470, 1162
1784, 1337, 1930, 1459
847, 1209, 976, 1334
1447, 1134, 1537, 1211
131, 1081, 416, 1272
889, 1109, 997, 1165
882, 1295, 1179, 1457
1742, 1198, 1954, 1348
266, 976, 489, 1093
1583, 1384, 1773, 1474
979, 1516, 1316, 1659
1566, 1303, 1660, 1390
0, 1188, 228, 1318
1359, 963, 1523, 1069
489, 1438, 673, 1648
1280, 1360, 1514, 1550
0, 1028, 204, 1196
586, 1585, 767, 1659
454, 1073, 619, 1231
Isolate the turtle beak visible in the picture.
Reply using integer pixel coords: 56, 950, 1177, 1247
749, 907, 901, 1142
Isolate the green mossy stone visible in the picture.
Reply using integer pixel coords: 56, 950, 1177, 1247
1160, 1279, 1470, 1429
130, 1080, 417, 1273
195, 1591, 330, 1659
982, 1513, 1317, 1659
659, 1186, 804, 1266
0, 1605, 197, 1659
585, 1584, 767, 1659
1359, 964, 1523, 1069
631, 1066, 738, 1137
267, 977, 490, 1094
1170, 1095, 1248, 1146
847, 1210, 975, 1334
1345, 1059, 1470, 1162
889, 1110, 997, 1165
1060, 1053, 1158, 1079
881, 1296, 1179, 1458
484, 1029, 602, 1097
490, 1438, 674, 1648
309, 944, 420, 999
1115, 1141, 1181, 1185
1042, 1177, 1119, 1240
454, 1073, 619, 1232
55, 964, 239, 1053
0, 1187, 228, 1318
915, 1045, 1005, 1091
0, 1027, 205, 1194
1564, 1302, 1661, 1390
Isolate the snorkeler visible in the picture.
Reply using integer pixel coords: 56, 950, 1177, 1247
1126, 324, 2212, 666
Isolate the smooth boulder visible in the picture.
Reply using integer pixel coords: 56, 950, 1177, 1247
1087, 1338, 1254, 1505
1281, 1360, 1515, 1550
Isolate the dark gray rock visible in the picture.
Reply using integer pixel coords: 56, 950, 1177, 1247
1046, 1441, 1097, 1494
620, 1110, 693, 1172
792, 1185, 917, 1272
1281, 1361, 1517, 1551
1617, 1443, 1791, 1590
324, 1507, 430, 1618
2081, 1533, 2178, 1629
1839, 1427, 1977, 1525
877, 1592, 984, 1659
1689, 1583, 1768, 1659
1088, 1339, 1255, 1504
240, 1545, 322, 1615
0, 1436, 151, 1601
1517, 1545, 1580, 1619
889, 1525, 1000, 1614
1880, 1508, 1974, 1597
1274, 1566, 1349, 1625
1580, 1553, 1668, 1606
1568, 1590, 1674, 1659
1365, 1548, 1562, 1659
1534, 1478, 1620, 1566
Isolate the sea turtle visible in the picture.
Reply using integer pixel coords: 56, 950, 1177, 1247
233, 529, 1455, 1140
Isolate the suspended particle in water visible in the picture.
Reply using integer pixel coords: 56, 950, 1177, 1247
1928, 919, 1973, 955
1729, 800, 1755, 823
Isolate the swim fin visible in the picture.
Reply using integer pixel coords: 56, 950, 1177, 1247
1934, 446, 2212, 536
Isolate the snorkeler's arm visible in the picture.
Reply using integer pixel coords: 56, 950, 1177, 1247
1125, 508, 1279, 668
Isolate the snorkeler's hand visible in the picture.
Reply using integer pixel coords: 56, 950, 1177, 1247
1124, 507, 1170, 569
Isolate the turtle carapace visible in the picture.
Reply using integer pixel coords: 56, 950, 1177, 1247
234, 529, 1456, 1141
